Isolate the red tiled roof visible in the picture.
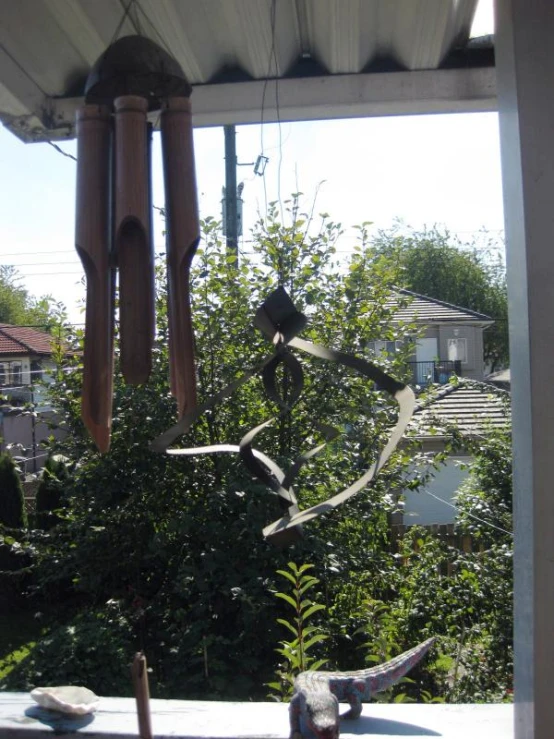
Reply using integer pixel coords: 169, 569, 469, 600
0, 324, 54, 356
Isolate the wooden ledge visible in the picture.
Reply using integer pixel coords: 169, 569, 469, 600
0, 692, 512, 738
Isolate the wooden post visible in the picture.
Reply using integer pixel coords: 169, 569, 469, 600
131, 652, 152, 739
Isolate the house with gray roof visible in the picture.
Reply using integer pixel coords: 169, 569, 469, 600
399, 378, 510, 527
412, 380, 510, 437
486, 367, 511, 391
392, 289, 494, 387
379, 290, 510, 527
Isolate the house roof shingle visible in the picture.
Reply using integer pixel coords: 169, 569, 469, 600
389, 289, 494, 325
0, 324, 54, 357
487, 368, 511, 385
412, 380, 511, 437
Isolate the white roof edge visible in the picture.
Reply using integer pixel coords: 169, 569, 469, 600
404, 318, 495, 325
1, 66, 497, 143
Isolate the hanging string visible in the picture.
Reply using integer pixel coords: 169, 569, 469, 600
47, 141, 77, 162
270, 0, 284, 225
109, 0, 138, 47
260, 0, 280, 219
133, 1, 175, 58
258, 0, 286, 284
130, 0, 145, 37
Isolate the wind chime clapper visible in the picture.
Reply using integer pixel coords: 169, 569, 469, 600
75, 36, 200, 453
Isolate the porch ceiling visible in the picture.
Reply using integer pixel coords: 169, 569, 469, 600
0, 0, 495, 143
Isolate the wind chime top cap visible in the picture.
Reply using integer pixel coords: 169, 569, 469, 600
85, 35, 191, 111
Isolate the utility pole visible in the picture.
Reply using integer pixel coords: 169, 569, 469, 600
224, 124, 238, 257
222, 127, 266, 258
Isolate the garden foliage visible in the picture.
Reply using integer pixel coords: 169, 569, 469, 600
372, 225, 508, 371
267, 562, 329, 700
0, 200, 512, 703
0, 452, 26, 529
0, 264, 65, 329
35, 455, 71, 530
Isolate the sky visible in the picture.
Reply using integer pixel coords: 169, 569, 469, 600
0, 1, 501, 325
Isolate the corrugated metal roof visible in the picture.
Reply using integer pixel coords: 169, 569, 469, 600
412, 379, 510, 437
0, 324, 54, 356
389, 289, 493, 324
0, 0, 495, 142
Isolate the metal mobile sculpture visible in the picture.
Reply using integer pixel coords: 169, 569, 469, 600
150, 287, 415, 546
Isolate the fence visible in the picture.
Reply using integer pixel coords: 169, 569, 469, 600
408, 360, 462, 387
23, 480, 39, 514
389, 523, 485, 576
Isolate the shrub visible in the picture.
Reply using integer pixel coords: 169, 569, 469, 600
0, 453, 26, 529
35, 455, 70, 530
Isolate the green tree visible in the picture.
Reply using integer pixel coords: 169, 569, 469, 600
35, 455, 71, 530
2, 201, 512, 705
0, 453, 27, 529
4, 199, 423, 698
452, 425, 513, 701
372, 226, 508, 371
0, 265, 63, 329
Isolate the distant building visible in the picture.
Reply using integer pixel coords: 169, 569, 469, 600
0, 323, 59, 406
376, 291, 510, 526
0, 324, 64, 474
391, 289, 494, 386
401, 380, 510, 525
486, 368, 511, 391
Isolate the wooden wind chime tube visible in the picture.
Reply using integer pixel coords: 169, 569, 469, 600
75, 104, 114, 453
75, 36, 200, 452
114, 95, 155, 386
160, 96, 200, 418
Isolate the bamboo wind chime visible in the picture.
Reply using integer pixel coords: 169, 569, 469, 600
74, 36, 199, 452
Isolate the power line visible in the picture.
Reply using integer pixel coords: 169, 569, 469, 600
420, 487, 513, 538
0, 262, 81, 268
0, 250, 75, 258
14, 452, 50, 464
16, 275, 83, 279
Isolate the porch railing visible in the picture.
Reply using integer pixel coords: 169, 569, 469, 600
408, 360, 461, 387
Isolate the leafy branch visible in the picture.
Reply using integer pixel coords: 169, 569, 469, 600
267, 562, 328, 701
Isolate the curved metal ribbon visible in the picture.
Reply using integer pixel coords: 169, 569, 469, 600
149, 345, 285, 453
262, 337, 415, 540
151, 287, 415, 545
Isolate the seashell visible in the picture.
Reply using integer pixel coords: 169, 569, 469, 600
30, 686, 99, 715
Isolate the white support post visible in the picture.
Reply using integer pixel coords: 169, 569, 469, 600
495, 1, 554, 737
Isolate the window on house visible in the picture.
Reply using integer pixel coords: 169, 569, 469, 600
30, 360, 42, 383
367, 340, 401, 356
0, 364, 6, 385
447, 338, 467, 363
11, 363, 22, 385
